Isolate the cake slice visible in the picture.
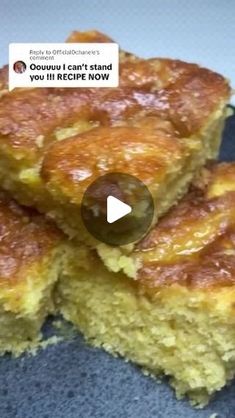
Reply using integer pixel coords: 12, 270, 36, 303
0, 31, 230, 246
57, 163, 235, 406
0, 191, 64, 356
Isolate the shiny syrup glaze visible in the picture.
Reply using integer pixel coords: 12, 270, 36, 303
0, 192, 62, 286
135, 163, 235, 289
0, 31, 230, 166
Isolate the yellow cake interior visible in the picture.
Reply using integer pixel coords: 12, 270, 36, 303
57, 246, 235, 407
0, 249, 63, 356
1, 162, 235, 408
55, 162, 235, 407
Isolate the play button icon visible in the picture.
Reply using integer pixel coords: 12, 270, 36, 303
107, 196, 132, 224
81, 172, 154, 246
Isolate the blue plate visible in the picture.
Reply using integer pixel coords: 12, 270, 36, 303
0, 113, 235, 418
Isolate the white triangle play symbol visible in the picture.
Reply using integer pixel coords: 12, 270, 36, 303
107, 195, 132, 224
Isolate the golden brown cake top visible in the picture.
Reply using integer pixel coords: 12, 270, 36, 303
135, 163, 235, 290
0, 30, 230, 166
66, 29, 115, 44
41, 117, 186, 201
0, 192, 62, 286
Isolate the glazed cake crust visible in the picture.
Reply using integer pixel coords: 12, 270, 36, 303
42, 120, 186, 201
0, 30, 231, 243
66, 29, 116, 44
0, 192, 62, 288
0, 56, 229, 159
133, 163, 235, 289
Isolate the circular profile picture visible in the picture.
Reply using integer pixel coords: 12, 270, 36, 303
13, 61, 27, 74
